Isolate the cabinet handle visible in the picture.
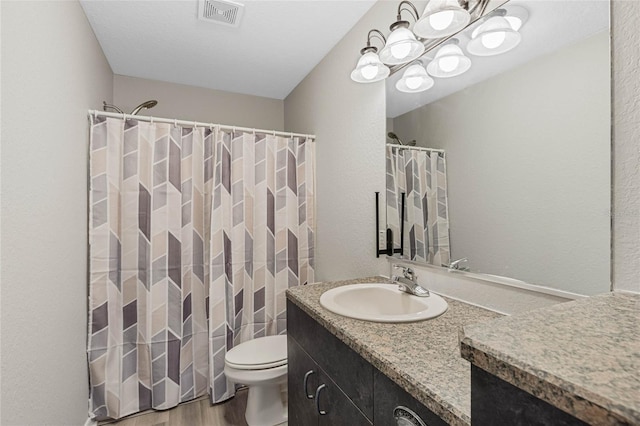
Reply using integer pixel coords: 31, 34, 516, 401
315, 383, 327, 415
303, 370, 315, 399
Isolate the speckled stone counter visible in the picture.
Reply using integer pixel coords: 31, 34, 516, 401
286, 277, 502, 425
461, 292, 640, 425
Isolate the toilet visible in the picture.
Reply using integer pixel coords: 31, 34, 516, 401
224, 335, 288, 426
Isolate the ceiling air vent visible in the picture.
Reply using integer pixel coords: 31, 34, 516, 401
198, 0, 244, 27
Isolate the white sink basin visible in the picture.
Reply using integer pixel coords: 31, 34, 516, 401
319, 283, 448, 323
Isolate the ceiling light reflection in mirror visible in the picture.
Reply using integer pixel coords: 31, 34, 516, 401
384, 0, 610, 296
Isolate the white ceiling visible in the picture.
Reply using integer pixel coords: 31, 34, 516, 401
386, 0, 610, 118
80, 0, 376, 100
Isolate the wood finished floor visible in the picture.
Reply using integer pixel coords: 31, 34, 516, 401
100, 388, 288, 426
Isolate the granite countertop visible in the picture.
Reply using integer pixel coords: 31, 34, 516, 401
286, 277, 502, 425
460, 292, 640, 425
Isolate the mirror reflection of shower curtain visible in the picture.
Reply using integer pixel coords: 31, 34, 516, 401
386, 146, 450, 266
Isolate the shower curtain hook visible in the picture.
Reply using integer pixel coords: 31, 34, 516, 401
174, 119, 178, 127
272, 130, 276, 137
150, 116, 154, 124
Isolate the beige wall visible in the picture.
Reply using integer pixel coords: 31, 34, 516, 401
1, 1, 113, 424
283, 2, 398, 281
113, 75, 285, 131
393, 32, 611, 296
611, 0, 640, 293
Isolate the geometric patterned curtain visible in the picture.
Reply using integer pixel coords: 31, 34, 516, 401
386, 145, 450, 266
88, 117, 213, 420
208, 130, 315, 403
88, 118, 315, 420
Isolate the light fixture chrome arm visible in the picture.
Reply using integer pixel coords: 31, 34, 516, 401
367, 29, 387, 48
395, 0, 421, 23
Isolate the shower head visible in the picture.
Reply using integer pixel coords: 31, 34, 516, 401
130, 100, 158, 115
388, 132, 403, 144
387, 132, 417, 146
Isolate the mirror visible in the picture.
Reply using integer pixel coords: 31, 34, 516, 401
385, 0, 610, 296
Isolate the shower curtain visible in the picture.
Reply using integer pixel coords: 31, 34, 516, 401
386, 145, 450, 266
87, 116, 314, 420
208, 129, 315, 402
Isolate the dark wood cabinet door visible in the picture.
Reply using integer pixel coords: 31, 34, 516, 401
317, 370, 372, 426
288, 337, 319, 426
287, 300, 374, 419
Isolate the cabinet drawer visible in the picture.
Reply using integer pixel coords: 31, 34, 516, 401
374, 369, 448, 426
287, 300, 374, 420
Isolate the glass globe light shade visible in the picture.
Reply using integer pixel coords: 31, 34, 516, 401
396, 63, 434, 93
426, 43, 471, 78
379, 24, 425, 65
467, 16, 521, 56
350, 50, 390, 83
414, 0, 471, 39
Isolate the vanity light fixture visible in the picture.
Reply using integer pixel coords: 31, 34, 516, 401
396, 61, 434, 93
379, 1, 425, 65
351, 29, 391, 83
426, 39, 471, 78
467, 9, 523, 56
413, 0, 471, 39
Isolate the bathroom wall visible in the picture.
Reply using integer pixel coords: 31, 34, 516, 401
113, 75, 285, 131
393, 32, 611, 296
611, 0, 640, 294
283, 1, 397, 281
1, 1, 114, 424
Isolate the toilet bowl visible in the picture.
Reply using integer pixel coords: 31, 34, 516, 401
224, 335, 288, 426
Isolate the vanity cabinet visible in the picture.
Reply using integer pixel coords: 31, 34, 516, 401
287, 299, 447, 426
287, 299, 373, 425
288, 337, 372, 425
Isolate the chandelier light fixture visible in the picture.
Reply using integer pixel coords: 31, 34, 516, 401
467, 9, 523, 56
379, 1, 425, 65
350, 29, 391, 83
396, 61, 435, 93
426, 39, 471, 78
350, 0, 527, 93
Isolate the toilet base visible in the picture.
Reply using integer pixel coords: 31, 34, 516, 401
245, 383, 288, 426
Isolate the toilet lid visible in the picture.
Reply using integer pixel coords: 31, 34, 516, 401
225, 335, 288, 370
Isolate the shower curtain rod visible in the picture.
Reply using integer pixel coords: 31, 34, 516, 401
88, 110, 316, 140
387, 143, 445, 154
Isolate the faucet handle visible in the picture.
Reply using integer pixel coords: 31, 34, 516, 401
393, 264, 416, 280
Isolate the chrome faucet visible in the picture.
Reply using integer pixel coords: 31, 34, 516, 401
448, 258, 469, 271
391, 265, 430, 297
